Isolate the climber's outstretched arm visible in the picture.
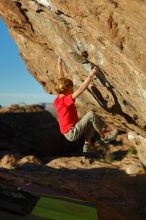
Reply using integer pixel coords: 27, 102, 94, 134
72, 67, 99, 99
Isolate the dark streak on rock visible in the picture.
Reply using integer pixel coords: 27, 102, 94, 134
36, 9, 44, 13
87, 62, 138, 126
55, 10, 71, 17
14, 1, 34, 33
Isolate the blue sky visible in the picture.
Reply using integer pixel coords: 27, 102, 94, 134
0, 17, 56, 106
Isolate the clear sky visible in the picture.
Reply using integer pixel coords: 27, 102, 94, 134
0, 17, 56, 107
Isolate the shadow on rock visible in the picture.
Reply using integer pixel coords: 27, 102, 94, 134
0, 106, 84, 157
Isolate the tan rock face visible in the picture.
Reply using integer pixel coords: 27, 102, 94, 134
0, 0, 146, 134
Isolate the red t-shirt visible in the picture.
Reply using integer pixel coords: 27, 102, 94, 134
54, 94, 78, 134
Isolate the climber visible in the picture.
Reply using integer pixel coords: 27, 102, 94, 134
54, 57, 118, 152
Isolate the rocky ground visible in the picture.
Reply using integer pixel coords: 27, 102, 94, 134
0, 104, 146, 220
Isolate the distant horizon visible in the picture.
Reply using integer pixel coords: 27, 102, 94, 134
0, 93, 55, 107
0, 100, 54, 108
0, 17, 56, 106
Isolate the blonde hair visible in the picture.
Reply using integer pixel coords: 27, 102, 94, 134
55, 78, 73, 94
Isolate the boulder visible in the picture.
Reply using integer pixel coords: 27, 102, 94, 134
0, 0, 146, 136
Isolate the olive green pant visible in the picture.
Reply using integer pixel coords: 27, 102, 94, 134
64, 111, 107, 142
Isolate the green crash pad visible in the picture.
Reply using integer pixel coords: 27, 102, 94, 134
20, 183, 98, 220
